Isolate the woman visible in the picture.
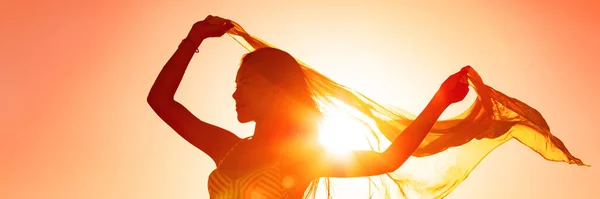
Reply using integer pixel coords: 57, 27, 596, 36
148, 16, 585, 199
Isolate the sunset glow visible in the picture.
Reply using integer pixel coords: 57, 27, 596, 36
318, 109, 373, 157
2, 1, 597, 199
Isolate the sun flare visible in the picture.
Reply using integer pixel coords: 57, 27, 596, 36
318, 116, 360, 158
317, 103, 385, 158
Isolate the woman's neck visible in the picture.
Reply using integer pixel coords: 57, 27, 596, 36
252, 115, 297, 144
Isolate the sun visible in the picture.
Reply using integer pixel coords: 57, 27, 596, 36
317, 105, 378, 158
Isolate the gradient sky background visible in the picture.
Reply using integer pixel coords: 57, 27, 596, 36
2, 0, 599, 198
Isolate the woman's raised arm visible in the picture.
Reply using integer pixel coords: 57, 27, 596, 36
147, 16, 240, 166
302, 67, 470, 178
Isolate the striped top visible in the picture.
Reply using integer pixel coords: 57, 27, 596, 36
207, 138, 290, 199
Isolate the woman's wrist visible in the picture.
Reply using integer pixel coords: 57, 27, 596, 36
185, 31, 209, 45
179, 38, 202, 53
430, 92, 451, 110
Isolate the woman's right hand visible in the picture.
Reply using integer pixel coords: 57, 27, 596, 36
186, 15, 234, 42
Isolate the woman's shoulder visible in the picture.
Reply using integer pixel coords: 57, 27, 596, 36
282, 137, 326, 166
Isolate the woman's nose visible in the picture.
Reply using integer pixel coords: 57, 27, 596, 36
232, 89, 239, 99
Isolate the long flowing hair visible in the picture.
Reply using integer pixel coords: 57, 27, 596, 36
225, 21, 587, 199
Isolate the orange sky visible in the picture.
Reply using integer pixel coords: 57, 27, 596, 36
2, 0, 599, 198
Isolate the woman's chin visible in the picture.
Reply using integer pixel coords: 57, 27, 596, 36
237, 115, 252, 123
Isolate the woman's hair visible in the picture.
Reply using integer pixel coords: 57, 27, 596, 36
242, 47, 329, 198
225, 21, 586, 199
241, 48, 322, 139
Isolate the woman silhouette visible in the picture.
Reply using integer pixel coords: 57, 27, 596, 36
148, 16, 585, 199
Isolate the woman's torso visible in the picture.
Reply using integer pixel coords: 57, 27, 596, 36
207, 137, 311, 199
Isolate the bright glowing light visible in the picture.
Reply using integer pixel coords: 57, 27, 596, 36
317, 101, 381, 157
318, 115, 359, 158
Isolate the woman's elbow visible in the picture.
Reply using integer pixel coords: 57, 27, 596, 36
147, 94, 160, 105
147, 94, 173, 108
381, 152, 409, 173
382, 161, 403, 173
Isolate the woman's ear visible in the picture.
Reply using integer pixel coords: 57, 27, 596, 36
270, 83, 285, 97
266, 84, 284, 108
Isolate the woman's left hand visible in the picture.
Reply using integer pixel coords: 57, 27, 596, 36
435, 66, 471, 106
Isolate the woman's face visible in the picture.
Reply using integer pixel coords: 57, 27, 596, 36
232, 63, 280, 123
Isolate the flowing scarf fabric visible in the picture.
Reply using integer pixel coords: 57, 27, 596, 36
224, 21, 587, 199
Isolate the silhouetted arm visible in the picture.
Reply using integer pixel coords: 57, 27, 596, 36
305, 97, 448, 178
302, 69, 469, 178
147, 37, 239, 166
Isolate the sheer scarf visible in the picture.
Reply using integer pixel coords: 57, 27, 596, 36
224, 21, 587, 199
